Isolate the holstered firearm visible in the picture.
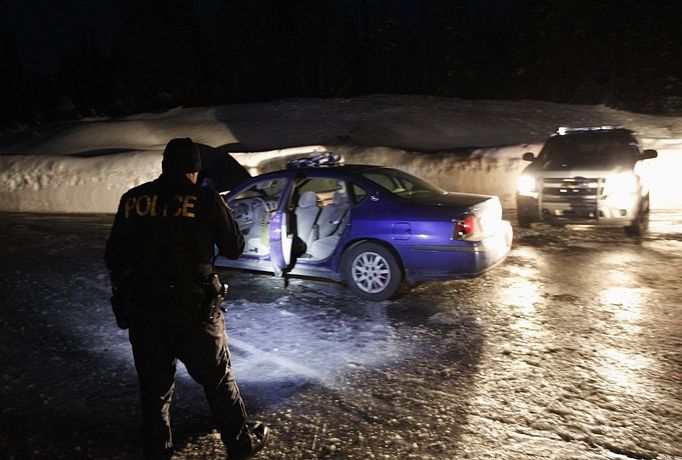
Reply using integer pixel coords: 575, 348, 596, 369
202, 273, 229, 322
110, 270, 133, 329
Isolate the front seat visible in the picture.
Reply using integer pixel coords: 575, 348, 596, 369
245, 202, 268, 254
294, 191, 320, 252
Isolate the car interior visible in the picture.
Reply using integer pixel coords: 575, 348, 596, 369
294, 189, 350, 260
230, 177, 351, 261
291, 178, 351, 261
230, 179, 285, 256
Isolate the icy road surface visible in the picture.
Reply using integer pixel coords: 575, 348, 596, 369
0, 212, 680, 459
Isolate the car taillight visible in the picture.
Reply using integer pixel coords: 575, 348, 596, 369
454, 213, 477, 239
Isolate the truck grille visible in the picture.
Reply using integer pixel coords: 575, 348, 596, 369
540, 177, 603, 220
541, 177, 602, 201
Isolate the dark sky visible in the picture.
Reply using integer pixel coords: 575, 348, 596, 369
2, 0, 119, 72
2, 0, 513, 74
2, 0, 679, 120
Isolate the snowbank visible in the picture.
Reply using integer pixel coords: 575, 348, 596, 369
1, 96, 681, 213
0, 152, 161, 213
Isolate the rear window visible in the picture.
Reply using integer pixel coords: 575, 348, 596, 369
361, 168, 444, 199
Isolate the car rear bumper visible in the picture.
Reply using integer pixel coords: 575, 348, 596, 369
404, 221, 513, 283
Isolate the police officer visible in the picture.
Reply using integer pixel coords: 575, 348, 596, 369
104, 138, 269, 460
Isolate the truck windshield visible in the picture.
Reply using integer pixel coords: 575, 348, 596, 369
539, 133, 638, 167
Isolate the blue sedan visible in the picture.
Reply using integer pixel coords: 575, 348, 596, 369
217, 156, 513, 300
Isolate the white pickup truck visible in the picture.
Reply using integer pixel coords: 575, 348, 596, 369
516, 126, 658, 236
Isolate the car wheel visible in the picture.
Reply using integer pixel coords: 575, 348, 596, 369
343, 242, 402, 301
625, 195, 650, 237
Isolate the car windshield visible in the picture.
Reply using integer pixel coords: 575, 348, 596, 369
539, 133, 638, 167
233, 178, 287, 199
361, 168, 445, 198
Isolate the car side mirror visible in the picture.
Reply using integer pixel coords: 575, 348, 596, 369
641, 149, 658, 160
522, 152, 535, 162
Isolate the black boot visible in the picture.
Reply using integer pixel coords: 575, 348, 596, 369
228, 421, 270, 460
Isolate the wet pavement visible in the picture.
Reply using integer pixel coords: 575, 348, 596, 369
0, 211, 680, 459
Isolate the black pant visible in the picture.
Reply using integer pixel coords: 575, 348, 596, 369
128, 290, 249, 459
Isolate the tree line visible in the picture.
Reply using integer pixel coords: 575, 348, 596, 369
1, 0, 680, 128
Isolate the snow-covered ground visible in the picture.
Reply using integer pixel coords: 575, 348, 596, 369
1, 95, 681, 213
2, 212, 680, 459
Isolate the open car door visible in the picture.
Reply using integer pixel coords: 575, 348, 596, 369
268, 179, 306, 277
270, 175, 351, 276
269, 210, 295, 278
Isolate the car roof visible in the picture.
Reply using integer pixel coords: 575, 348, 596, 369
260, 163, 390, 177
554, 126, 636, 137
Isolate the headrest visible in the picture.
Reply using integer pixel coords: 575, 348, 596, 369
298, 191, 318, 208
332, 191, 348, 206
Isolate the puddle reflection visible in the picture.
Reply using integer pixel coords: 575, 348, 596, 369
602, 287, 644, 323
596, 347, 652, 394
590, 261, 659, 397
502, 247, 545, 337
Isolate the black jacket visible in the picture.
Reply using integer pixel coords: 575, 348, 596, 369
105, 173, 244, 285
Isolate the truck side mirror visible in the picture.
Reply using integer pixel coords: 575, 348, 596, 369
641, 149, 658, 160
522, 152, 535, 161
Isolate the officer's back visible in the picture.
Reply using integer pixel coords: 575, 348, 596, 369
105, 139, 243, 288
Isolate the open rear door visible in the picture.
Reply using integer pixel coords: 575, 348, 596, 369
269, 210, 294, 277
269, 178, 313, 277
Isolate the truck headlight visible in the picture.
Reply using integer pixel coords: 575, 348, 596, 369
517, 175, 537, 197
604, 173, 638, 195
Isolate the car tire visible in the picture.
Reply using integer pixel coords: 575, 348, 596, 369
343, 242, 402, 301
625, 195, 650, 237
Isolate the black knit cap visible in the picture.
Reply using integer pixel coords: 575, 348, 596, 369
162, 138, 202, 174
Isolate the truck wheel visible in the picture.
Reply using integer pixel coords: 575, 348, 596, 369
517, 213, 532, 228
625, 195, 650, 237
